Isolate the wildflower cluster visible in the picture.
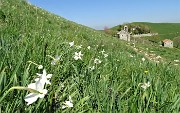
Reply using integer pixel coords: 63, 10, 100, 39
100, 49, 108, 58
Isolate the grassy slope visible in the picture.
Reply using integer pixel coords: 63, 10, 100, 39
132, 22, 180, 34
127, 22, 180, 62
111, 22, 180, 62
134, 43, 180, 64
0, 0, 180, 112
112, 22, 180, 40
133, 22, 180, 41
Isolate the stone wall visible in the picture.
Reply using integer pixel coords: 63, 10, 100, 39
131, 33, 158, 38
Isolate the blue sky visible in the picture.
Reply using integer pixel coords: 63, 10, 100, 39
28, 0, 180, 29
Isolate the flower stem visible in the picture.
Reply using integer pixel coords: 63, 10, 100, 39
0, 86, 41, 102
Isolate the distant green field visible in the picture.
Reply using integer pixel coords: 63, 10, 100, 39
132, 22, 180, 34
113, 22, 180, 61
112, 22, 180, 41
0, 0, 180, 112
133, 22, 180, 40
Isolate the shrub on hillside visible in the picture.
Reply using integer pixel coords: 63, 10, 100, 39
130, 24, 150, 34
117, 25, 123, 31
173, 36, 180, 48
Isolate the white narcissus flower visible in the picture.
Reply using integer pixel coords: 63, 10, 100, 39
38, 65, 43, 69
62, 96, 73, 109
76, 45, 82, 49
87, 46, 91, 50
94, 58, 102, 64
142, 57, 145, 62
100, 49, 105, 54
141, 81, 151, 90
24, 69, 52, 105
24, 81, 48, 105
89, 66, 95, 71
130, 55, 134, 58
69, 41, 74, 47
74, 51, 83, 60
174, 60, 179, 62
36, 69, 52, 85
104, 54, 108, 58
51, 55, 60, 65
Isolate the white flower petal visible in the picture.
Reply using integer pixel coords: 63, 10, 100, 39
28, 83, 36, 89
24, 93, 39, 105
43, 69, 47, 75
104, 54, 108, 58
37, 80, 45, 90
87, 46, 91, 50
38, 65, 43, 69
35, 78, 39, 82
55, 56, 60, 60
69, 96, 73, 102
65, 101, 73, 107
51, 61, 56, 65
47, 74, 52, 78
141, 85, 147, 89
62, 105, 66, 109
39, 89, 48, 98
74, 56, 79, 60
45, 80, 51, 85
51, 56, 60, 65
147, 82, 151, 87
69, 41, 74, 47
36, 73, 42, 76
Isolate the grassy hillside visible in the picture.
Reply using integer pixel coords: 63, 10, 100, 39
133, 22, 180, 41
0, 0, 180, 112
132, 43, 180, 64
112, 22, 180, 41
132, 22, 180, 35
111, 22, 180, 61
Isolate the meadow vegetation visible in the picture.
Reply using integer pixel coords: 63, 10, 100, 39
0, 0, 180, 112
112, 22, 180, 43
173, 36, 180, 48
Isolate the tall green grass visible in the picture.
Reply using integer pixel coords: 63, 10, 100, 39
0, 0, 180, 112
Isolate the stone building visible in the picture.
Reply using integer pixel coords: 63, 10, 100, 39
162, 39, 173, 48
117, 25, 130, 41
